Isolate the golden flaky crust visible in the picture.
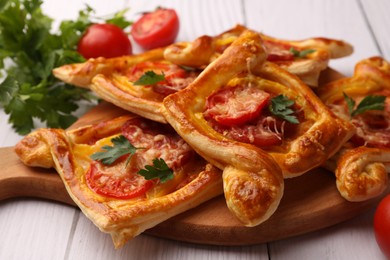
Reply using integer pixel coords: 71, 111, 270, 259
318, 56, 390, 201
15, 115, 223, 248
52, 48, 165, 88
163, 29, 354, 182
163, 30, 284, 226
53, 48, 167, 123
164, 24, 353, 86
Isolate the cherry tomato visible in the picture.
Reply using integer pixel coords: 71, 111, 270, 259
86, 161, 153, 199
374, 194, 390, 258
131, 7, 179, 50
204, 85, 271, 126
127, 61, 198, 96
77, 23, 132, 59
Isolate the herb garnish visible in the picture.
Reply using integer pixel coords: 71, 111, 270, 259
133, 71, 165, 85
343, 93, 386, 117
90, 135, 174, 183
90, 135, 139, 166
0, 1, 131, 134
289, 48, 315, 58
269, 95, 299, 124
137, 158, 174, 183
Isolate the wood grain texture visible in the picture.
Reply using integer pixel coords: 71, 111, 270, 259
1, 69, 388, 246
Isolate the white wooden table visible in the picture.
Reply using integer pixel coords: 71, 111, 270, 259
1, 0, 389, 259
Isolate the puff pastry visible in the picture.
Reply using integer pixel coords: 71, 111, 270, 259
164, 24, 353, 86
318, 56, 390, 201
15, 114, 223, 248
163, 29, 355, 181
53, 48, 200, 123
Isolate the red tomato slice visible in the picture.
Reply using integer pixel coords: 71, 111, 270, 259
263, 40, 294, 62
127, 61, 198, 96
204, 85, 271, 126
77, 23, 132, 59
86, 161, 153, 199
131, 8, 179, 50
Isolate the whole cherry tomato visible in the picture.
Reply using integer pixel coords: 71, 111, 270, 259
77, 23, 132, 59
374, 194, 390, 258
131, 7, 179, 50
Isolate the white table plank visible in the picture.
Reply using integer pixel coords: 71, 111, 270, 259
67, 214, 269, 260
0, 200, 76, 260
360, 0, 390, 60
269, 208, 386, 260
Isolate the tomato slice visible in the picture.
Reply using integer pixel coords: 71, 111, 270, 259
263, 40, 294, 62
127, 61, 198, 96
131, 8, 179, 50
204, 85, 271, 126
86, 161, 153, 199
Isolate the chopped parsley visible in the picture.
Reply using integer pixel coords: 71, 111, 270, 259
137, 158, 174, 183
289, 48, 315, 58
90, 135, 173, 183
269, 95, 299, 124
344, 93, 386, 117
133, 71, 165, 85
90, 135, 139, 166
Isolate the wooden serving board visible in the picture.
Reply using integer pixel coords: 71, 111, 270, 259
0, 69, 389, 246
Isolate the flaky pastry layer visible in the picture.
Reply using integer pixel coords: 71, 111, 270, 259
15, 115, 223, 248
163, 30, 285, 226
164, 24, 353, 86
53, 48, 168, 123
319, 56, 390, 201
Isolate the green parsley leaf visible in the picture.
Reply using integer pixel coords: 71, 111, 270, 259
289, 47, 315, 58
133, 71, 166, 85
90, 135, 139, 165
343, 93, 386, 117
269, 95, 299, 124
0, 1, 132, 134
137, 158, 174, 183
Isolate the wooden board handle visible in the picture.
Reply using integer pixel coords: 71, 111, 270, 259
0, 146, 76, 206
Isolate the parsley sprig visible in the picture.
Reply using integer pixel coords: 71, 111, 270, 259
138, 158, 174, 183
0, 0, 131, 134
90, 135, 139, 166
133, 71, 166, 86
289, 48, 315, 58
269, 95, 299, 124
90, 135, 174, 183
343, 93, 386, 117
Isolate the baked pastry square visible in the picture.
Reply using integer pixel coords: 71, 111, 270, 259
318, 56, 390, 201
53, 48, 201, 123
163, 30, 355, 225
15, 114, 223, 248
164, 24, 353, 86
163, 29, 354, 179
